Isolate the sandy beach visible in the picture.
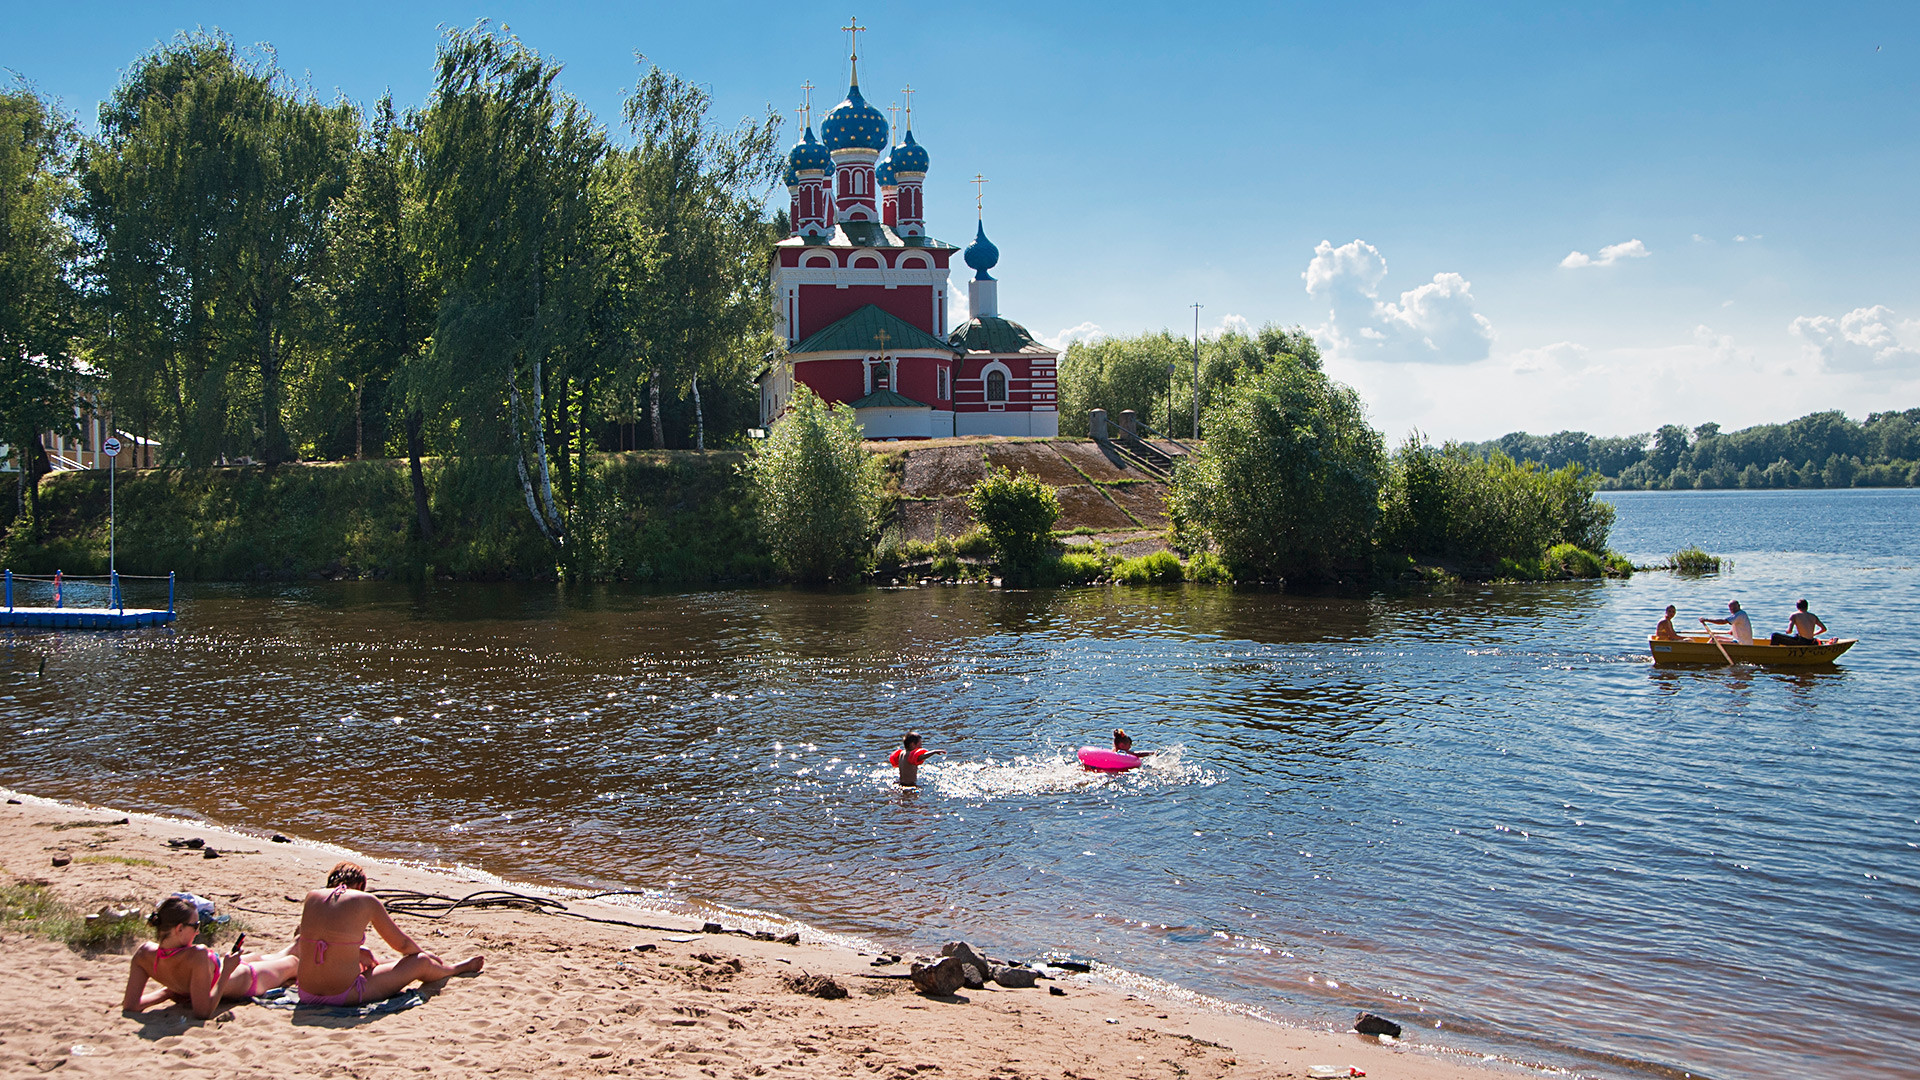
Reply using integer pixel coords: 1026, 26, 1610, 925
0, 788, 1532, 1080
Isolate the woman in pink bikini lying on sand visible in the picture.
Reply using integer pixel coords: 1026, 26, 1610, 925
294, 861, 484, 1006
122, 895, 299, 1019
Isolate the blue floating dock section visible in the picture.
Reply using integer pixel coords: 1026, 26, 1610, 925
1, 606, 177, 629
3, 570, 177, 629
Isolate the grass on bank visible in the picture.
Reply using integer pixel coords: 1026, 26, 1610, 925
1, 868, 244, 952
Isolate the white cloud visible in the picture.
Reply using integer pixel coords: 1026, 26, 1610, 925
1302, 239, 1494, 366
1507, 341, 1591, 375
1560, 239, 1649, 269
1045, 321, 1106, 350
1788, 305, 1920, 372
947, 285, 971, 330
1202, 313, 1252, 340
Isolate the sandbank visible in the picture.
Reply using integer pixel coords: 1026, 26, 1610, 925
0, 788, 1536, 1079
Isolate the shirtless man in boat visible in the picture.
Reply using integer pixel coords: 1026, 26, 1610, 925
1654, 605, 1681, 640
1703, 600, 1754, 645
1771, 599, 1828, 646
294, 862, 483, 1006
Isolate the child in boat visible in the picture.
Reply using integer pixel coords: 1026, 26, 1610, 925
1772, 599, 1828, 645
1112, 729, 1154, 758
890, 732, 944, 787
122, 894, 299, 1019
1654, 606, 1681, 640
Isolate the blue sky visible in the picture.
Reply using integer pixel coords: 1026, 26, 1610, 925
6, 1, 1916, 442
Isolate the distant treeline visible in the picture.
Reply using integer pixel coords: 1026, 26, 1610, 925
1462, 409, 1920, 490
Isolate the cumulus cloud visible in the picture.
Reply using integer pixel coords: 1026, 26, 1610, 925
1507, 341, 1591, 375
1045, 321, 1106, 350
1789, 306, 1920, 372
1559, 239, 1649, 269
1302, 240, 1494, 365
1203, 313, 1252, 340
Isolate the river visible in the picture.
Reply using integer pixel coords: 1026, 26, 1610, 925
3, 487, 1915, 1078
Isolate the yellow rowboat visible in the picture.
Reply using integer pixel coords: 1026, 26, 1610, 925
1648, 635, 1857, 666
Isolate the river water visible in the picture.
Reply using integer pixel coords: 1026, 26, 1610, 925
2, 488, 1915, 1079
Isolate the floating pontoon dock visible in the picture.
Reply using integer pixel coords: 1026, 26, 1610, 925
2, 571, 177, 629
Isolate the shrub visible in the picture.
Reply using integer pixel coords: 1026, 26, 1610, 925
1545, 542, 1605, 579
1113, 550, 1184, 584
741, 387, 882, 583
966, 467, 1061, 569
1669, 546, 1726, 574
1378, 440, 1616, 567
1048, 550, 1110, 585
951, 529, 993, 557
1168, 357, 1384, 583
1185, 550, 1232, 583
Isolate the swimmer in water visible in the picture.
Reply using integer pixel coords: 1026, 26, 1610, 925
1112, 728, 1153, 758
889, 731, 944, 787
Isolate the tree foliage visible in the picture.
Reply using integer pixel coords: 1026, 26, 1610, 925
1168, 356, 1383, 583
1377, 440, 1614, 565
0, 84, 83, 520
965, 467, 1061, 570
1058, 324, 1320, 438
741, 386, 880, 583
79, 32, 356, 465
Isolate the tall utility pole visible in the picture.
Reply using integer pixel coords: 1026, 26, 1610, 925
1190, 303, 1203, 439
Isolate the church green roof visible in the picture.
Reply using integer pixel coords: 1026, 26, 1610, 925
948, 315, 1056, 356
791, 304, 961, 357
848, 388, 928, 409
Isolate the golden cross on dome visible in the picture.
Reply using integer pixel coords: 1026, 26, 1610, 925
899, 84, 914, 130
971, 174, 989, 218
800, 80, 816, 127
874, 329, 891, 356
887, 101, 900, 132
843, 16, 867, 83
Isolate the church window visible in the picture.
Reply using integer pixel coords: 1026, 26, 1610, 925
986, 370, 1007, 402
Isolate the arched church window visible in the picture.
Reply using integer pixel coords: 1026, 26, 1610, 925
986, 370, 1007, 402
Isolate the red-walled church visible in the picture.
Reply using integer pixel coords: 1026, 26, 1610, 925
757, 43, 1059, 440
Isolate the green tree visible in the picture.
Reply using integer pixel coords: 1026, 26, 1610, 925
1378, 440, 1614, 564
1060, 324, 1321, 438
412, 23, 609, 547
0, 85, 83, 522
617, 60, 782, 450
966, 467, 1060, 571
80, 32, 356, 465
314, 95, 436, 538
741, 386, 880, 583
1169, 357, 1384, 583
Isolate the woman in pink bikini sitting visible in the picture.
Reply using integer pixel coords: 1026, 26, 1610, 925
122, 895, 299, 1019
294, 862, 484, 1006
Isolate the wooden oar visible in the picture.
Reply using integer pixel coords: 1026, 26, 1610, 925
1699, 618, 1741, 668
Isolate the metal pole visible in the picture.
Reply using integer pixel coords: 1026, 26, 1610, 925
168, 571, 175, 615
4, 569, 10, 612
109, 445, 116, 580
1190, 302, 1203, 439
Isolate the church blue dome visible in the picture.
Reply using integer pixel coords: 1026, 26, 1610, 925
783, 159, 799, 188
820, 85, 888, 153
889, 129, 929, 174
788, 127, 831, 175
874, 153, 896, 187
963, 222, 999, 281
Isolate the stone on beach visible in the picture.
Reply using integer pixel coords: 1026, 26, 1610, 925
938, 941, 990, 988
990, 964, 1038, 989
1353, 1012, 1403, 1038
910, 955, 973, 996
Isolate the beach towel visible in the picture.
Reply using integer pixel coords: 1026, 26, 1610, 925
253, 986, 426, 1017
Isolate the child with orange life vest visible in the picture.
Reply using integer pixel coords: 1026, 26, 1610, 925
889, 731, 944, 787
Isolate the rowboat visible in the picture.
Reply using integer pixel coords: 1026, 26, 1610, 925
1648, 634, 1857, 666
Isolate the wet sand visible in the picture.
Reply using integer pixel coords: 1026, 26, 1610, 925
0, 788, 1532, 1079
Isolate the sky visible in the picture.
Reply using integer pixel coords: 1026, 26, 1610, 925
5, 1, 1917, 442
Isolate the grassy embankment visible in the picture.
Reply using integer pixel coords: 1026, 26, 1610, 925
0, 452, 769, 584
